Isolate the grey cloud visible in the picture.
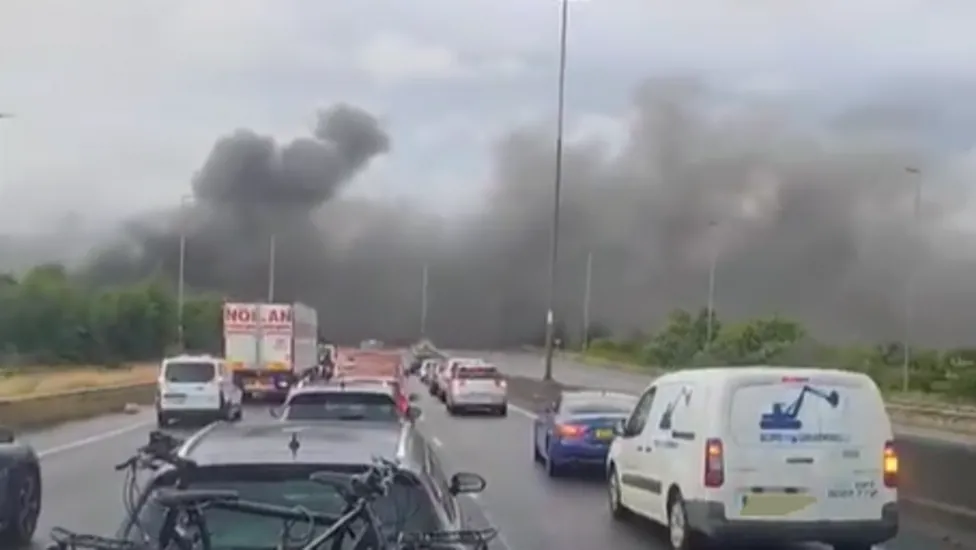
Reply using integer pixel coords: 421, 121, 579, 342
72, 77, 976, 348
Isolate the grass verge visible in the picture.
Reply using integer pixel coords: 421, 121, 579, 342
0, 364, 157, 398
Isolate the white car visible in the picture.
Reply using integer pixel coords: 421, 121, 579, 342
606, 366, 897, 550
444, 363, 507, 416
156, 354, 244, 427
432, 357, 479, 401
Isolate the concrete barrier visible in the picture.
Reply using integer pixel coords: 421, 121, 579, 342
0, 383, 156, 430
897, 435, 976, 530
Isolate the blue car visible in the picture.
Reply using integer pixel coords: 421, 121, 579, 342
532, 390, 637, 477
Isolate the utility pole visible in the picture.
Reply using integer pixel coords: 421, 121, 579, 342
581, 251, 593, 351
543, 0, 570, 381
903, 166, 921, 392
420, 263, 429, 337
267, 233, 277, 303
705, 220, 718, 351
176, 195, 193, 350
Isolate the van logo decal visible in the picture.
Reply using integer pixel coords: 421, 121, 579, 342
658, 386, 693, 430
758, 385, 846, 443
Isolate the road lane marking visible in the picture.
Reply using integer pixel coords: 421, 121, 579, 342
432, 436, 444, 447
37, 419, 153, 458
509, 403, 536, 420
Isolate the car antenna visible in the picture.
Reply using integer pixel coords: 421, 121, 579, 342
288, 432, 301, 458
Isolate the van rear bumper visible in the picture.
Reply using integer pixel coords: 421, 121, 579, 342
685, 500, 898, 546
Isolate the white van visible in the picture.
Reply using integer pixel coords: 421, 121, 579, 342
606, 366, 898, 550
156, 355, 244, 427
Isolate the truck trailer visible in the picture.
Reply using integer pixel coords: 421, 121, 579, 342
223, 301, 318, 400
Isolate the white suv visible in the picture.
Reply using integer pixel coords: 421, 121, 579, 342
156, 355, 244, 427
444, 363, 507, 416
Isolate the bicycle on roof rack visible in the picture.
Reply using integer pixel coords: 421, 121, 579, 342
47, 431, 497, 550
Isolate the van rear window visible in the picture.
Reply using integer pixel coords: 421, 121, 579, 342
164, 361, 216, 383
729, 381, 858, 447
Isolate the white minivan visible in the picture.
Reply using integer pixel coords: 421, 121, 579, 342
156, 355, 244, 427
606, 366, 898, 550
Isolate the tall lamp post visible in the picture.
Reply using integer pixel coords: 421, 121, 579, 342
542, 0, 571, 381
902, 166, 921, 392
176, 195, 193, 349
705, 221, 719, 351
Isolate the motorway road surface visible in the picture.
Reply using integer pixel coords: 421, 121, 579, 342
18, 351, 974, 550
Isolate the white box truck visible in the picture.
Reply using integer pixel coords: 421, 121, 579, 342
223, 301, 318, 399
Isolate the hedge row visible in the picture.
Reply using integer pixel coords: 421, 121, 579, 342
585, 308, 976, 400
0, 265, 222, 367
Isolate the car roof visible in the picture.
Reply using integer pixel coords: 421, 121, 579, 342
162, 354, 220, 364
287, 383, 396, 398
561, 389, 635, 402
178, 420, 415, 466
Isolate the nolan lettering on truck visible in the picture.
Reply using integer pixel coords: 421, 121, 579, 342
223, 303, 293, 333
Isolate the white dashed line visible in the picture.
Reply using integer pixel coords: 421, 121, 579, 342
37, 419, 153, 458
431, 436, 444, 447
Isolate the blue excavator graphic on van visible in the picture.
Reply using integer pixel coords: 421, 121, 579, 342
759, 385, 840, 430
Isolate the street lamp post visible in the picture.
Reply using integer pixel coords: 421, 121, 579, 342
267, 234, 277, 303
543, 0, 571, 381
581, 251, 593, 351
705, 221, 718, 351
903, 166, 921, 392
420, 263, 430, 338
177, 195, 193, 350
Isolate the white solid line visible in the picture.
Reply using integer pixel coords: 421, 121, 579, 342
37, 419, 153, 459
431, 436, 444, 447
508, 403, 537, 420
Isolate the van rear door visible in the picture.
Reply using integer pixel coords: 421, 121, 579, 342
160, 360, 220, 411
723, 371, 891, 522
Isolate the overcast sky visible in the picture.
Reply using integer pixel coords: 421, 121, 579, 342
2, 0, 976, 233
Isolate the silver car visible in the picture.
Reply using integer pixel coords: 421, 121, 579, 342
444, 363, 507, 416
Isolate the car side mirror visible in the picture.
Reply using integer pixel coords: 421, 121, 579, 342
0, 426, 14, 444
408, 393, 420, 403
406, 406, 422, 422
449, 472, 486, 495
269, 406, 282, 418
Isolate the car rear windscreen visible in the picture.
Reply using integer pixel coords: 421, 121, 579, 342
284, 391, 398, 421
457, 366, 499, 379
163, 361, 216, 383
729, 379, 863, 447
566, 397, 635, 415
139, 472, 439, 549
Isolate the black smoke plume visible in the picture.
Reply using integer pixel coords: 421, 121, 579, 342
80, 83, 976, 348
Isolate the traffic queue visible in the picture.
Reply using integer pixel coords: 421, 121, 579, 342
147, 335, 903, 550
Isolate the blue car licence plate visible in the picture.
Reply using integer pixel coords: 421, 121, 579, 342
593, 428, 614, 440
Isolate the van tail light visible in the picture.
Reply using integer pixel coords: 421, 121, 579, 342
555, 423, 585, 439
883, 440, 898, 488
704, 438, 725, 488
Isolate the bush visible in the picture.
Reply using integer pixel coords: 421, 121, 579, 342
578, 306, 976, 402
0, 265, 222, 367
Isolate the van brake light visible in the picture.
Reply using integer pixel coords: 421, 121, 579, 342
883, 440, 898, 488
704, 438, 724, 488
781, 376, 809, 383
